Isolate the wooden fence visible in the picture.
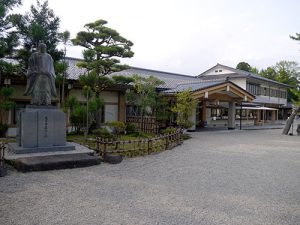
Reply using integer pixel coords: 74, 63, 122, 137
126, 116, 159, 134
96, 129, 182, 157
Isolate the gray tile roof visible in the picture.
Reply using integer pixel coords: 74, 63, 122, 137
65, 57, 199, 89
163, 79, 225, 93
198, 63, 291, 88
112, 67, 199, 89
65, 57, 86, 79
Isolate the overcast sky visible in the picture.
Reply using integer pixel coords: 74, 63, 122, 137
13, 0, 300, 75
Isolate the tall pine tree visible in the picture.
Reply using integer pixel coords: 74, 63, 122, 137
72, 19, 134, 96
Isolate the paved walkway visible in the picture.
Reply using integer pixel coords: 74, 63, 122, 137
0, 129, 300, 225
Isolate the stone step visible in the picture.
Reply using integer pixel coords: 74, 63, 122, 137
11, 153, 101, 172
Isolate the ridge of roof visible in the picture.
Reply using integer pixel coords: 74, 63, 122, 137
176, 77, 227, 86
198, 63, 292, 88
128, 66, 195, 78
65, 57, 196, 79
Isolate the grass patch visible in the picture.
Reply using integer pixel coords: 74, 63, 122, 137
0, 137, 16, 143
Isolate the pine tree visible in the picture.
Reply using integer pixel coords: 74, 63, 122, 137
72, 19, 134, 96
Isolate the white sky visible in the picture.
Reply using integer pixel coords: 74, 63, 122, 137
12, 0, 300, 75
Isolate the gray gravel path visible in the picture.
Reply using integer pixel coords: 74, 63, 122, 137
1, 129, 300, 225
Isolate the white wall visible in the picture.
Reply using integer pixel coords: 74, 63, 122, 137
101, 91, 118, 103
68, 89, 118, 103
203, 66, 235, 76
231, 78, 247, 89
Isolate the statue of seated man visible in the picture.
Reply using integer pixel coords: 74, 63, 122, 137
24, 43, 57, 105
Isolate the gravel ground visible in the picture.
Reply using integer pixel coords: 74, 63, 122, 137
0, 128, 300, 225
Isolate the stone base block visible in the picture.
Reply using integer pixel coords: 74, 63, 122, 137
8, 142, 75, 154
12, 154, 100, 172
5, 142, 100, 172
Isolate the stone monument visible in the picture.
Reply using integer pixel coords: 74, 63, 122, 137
9, 43, 75, 153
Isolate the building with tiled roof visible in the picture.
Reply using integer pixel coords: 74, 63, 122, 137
1, 57, 291, 135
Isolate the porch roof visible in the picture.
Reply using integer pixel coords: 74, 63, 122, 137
164, 80, 255, 102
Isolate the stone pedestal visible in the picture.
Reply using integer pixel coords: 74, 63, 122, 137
9, 105, 75, 154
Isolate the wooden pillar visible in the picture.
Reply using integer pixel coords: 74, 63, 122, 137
202, 100, 207, 126
271, 110, 276, 123
118, 92, 126, 122
257, 110, 261, 123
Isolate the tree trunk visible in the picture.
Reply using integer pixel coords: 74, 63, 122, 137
282, 106, 300, 135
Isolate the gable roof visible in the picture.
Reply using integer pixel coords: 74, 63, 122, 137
198, 63, 291, 88
65, 57, 199, 89
164, 79, 255, 102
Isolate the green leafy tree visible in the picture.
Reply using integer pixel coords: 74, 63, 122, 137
154, 94, 172, 125
55, 60, 69, 106
126, 75, 165, 131
236, 62, 252, 72
274, 61, 299, 86
0, 0, 21, 83
250, 67, 259, 74
72, 19, 134, 96
11, 0, 63, 69
0, 1, 20, 136
260, 67, 277, 80
57, 30, 70, 108
259, 61, 300, 102
171, 88, 197, 129
73, 19, 134, 128
126, 75, 165, 117
111, 75, 134, 85
0, 86, 16, 136
0, 0, 21, 56
275, 61, 300, 102
69, 104, 86, 134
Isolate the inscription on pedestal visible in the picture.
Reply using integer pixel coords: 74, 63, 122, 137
38, 111, 53, 147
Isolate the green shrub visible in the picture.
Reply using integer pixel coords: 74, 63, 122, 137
129, 131, 151, 138
161, 127, 177, 134
93, 127, 115, 139
108, 121, 126, 135
125, 123, 136, 134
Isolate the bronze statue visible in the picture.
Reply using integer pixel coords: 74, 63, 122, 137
24, 43, 57, 105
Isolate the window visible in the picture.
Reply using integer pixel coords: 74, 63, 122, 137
246, 83, 261, 95
260, 87, 269, 96
210, 108, 228, 119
